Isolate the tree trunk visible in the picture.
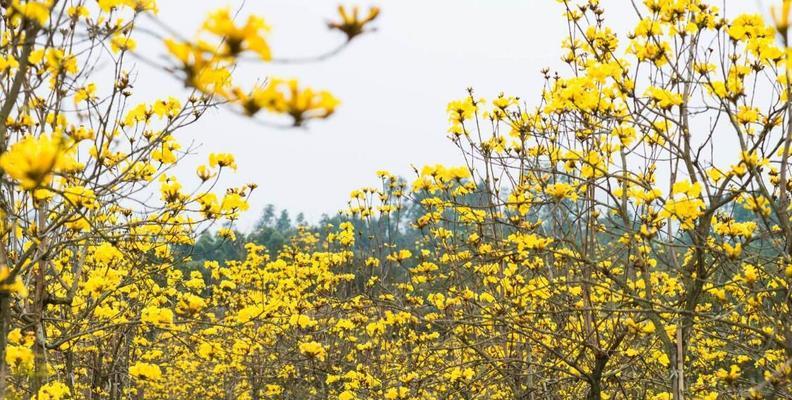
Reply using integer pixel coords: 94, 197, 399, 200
0, 293, 10, 396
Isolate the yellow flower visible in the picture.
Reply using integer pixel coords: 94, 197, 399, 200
384, 387, 409, 399
63, 185, 98, 209
386, 249, 412, 262
736, 106, 760, 125
646, 86, 683, 110
151, 135, 181, 165
221, 192, 249, 214
264, 384, 283, 396
217, 227, 236, 241
236, 305, 263, 323
447, 97, 477, 125
723, 242, 742, 258
10, 0, 52, 26
707, 168, 725, 183
129, 362, 162, 381
37, 381, 70, 400
671, 180, 701, 197
0, 134, 72, 190
141, 306, 174, 327
110, 34, 137, 53
92, 242, 123, 265
97, 0, 157, 12
74, 83, 97, 104
328, 5, 380, 41
29, 48, 78, 76
290, 314, 318, 329
176, 293, 207, 315
152, 96, 182, 119
7, 328, 22, 345
715, 364, 741, 383
209, 153, 237, 169
298, 341, 326, 361
508, 233, 553, 251
164, 39, 232, 96
739, 194, 771, 216
0, 266, 27, 297
652, 350, 670, 367
67, 5, 89, 18
247, 78, 340, 125
196, 165, 215, 182
0, 55, 20, 72
5, 345, 34, 371
660, 197, 704, 229
728, 14, 772, 41
741, 263, 759, 284
545, 182, 578, 201
772, 0, 792, 34
202, 8, 271, 60
84, 268, 122, 298
338, 390, 356, 400
444, 366, 475, 383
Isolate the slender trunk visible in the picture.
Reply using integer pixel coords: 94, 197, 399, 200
779, 34, 792, 253
31, 202, 49, 395
673, 328, 685, 399
0, 293, 9, 396
586, 353, 607, 400
31, 289, 47, 395
65, 350, 75, 396
586, 381, 601, 400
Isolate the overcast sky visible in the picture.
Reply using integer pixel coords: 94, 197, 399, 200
138, 0, 759, 230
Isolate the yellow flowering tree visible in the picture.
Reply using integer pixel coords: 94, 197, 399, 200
330, 0, 792, 398
0, 1, 377, 399
6, 0, 792, 399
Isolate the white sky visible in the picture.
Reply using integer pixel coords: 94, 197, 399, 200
137, 0, 759, 230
